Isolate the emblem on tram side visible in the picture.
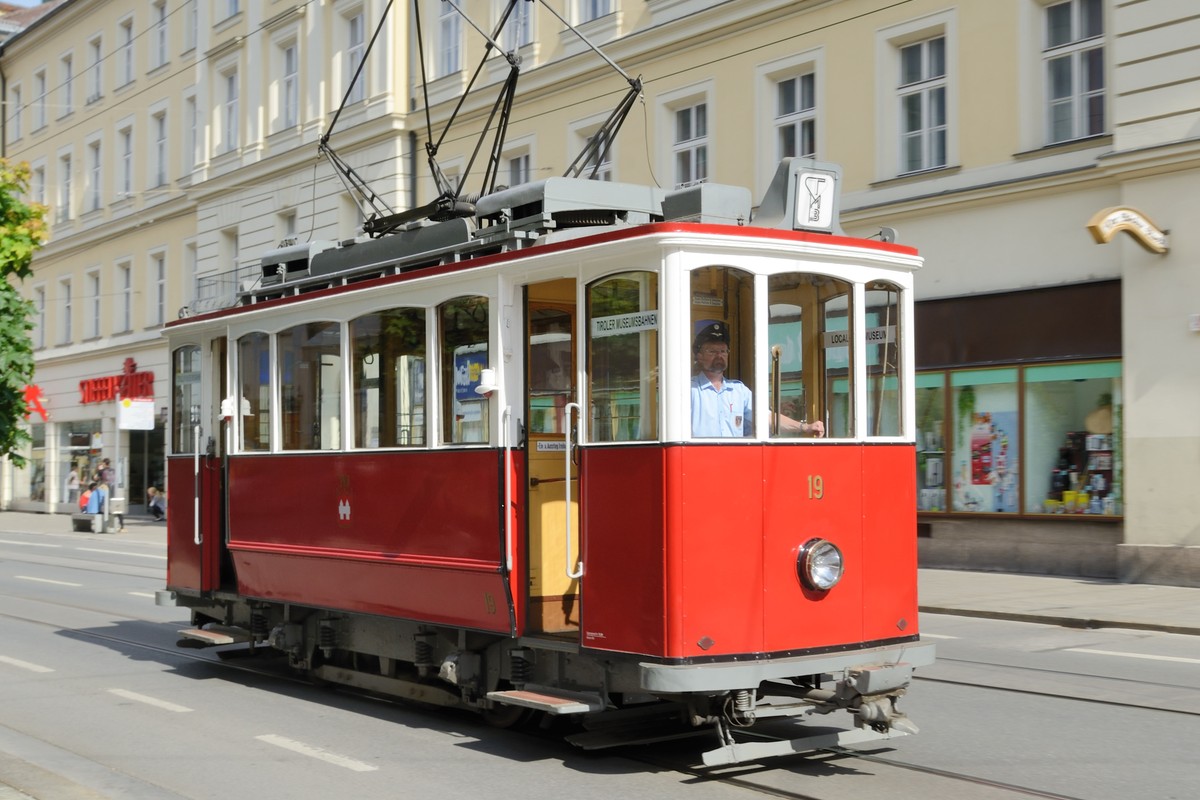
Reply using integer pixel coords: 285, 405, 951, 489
337, 474, 352, 525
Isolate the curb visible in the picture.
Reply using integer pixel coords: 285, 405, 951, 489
919, 605, 1200, 637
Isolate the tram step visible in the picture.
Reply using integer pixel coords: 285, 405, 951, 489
486, 685, 604, 715
177, 625, 252, 647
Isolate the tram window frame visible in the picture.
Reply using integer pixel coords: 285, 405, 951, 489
765, 272, 854, 440
236, 331, 272, 452
439, 295, 491, 445
689, 265, 755, 439
586, 270, 660, 444
277, 320, 343, 452
350, 308, 427, 448
171, 344, 202, 454
865, 281, 904, 438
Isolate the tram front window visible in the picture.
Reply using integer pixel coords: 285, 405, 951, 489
866, 282, 904, 436
689, 266, 754, 438
767, 273, 853, 439
586, 271, 659, 442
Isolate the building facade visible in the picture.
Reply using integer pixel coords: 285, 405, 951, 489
3, 0, 1197, 586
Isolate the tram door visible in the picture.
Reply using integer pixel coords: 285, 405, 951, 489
524, 280, 581, 636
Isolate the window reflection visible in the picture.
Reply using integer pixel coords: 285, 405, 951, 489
440, 296, 490, 444
351, 308, 426, 447
279, 321, 343, 451
587, 272, 658, 442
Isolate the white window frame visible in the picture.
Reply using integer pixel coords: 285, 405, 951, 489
184, 92, 198, 172
184, 0, 198, 52
152, 110, 168, 188
897, 34, 947, 174
32, 284, 46, 349
58, 277, 73, 344
9, 85, 21, 142
148, 251, 167, 327
183, 241, 198, 306
31, 161, 46, 205
117, 124, 133, 199
437, 2, 461, 77
221, 68, 239, 153
501, 0, 533, 51
152, 1, 169, 70
346, 12, 366, 103
281, 41, 299, 129
569, 114, 615, 182
577, 0, 612, 24
658, 83, 711, 190
119, 18, 134, 87
754, 49, 823, 195
87, 37, 102, 103
56, 150, 73, 223
1043, 0, 1105, 144
86, 137, 102, 213
116, 261, 132, 333
58, 52, 74, 119
33, 69, 46, 130
874, 11, 958, 182
86, 268, 101, 339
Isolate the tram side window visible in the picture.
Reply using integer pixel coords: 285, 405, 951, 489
586, 271, 659, 442
279, 321, 343, 451
767, 273, 854, 439
237, 332, 271, 451
690, 266, 754, 438
440, 296, 490, 444
866, 282, 903, 437
171, 345, 201, 454
350, 308, 426, 447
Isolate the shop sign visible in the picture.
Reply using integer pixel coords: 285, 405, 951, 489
1086, 206, 1168, 254
80, 358, 155, 404
23, 384, 49, 421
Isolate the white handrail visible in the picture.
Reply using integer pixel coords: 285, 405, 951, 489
502, 406, 512, 571
564, 402, 582, 580
192, 424, 201, 546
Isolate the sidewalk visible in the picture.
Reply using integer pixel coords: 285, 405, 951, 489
1, 510, 1196, 636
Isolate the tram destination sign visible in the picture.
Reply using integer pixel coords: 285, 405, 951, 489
591, 310, 659, 338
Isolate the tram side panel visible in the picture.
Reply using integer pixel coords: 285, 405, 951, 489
223, 449, 515, 634
165, 455, 224, 593
860, 443, 920, 643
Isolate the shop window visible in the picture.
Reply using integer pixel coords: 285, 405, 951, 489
279, 322, 343, 451
950, 369, 1018, 513
915, 373, 946, 511
766, 272, 853, 439
28, 423, 46, 502
350, 308, 426, 448
691, 266, 754, 438
237, 332, 271, 451
1024, 361, 1121, 515
171, 345, 201, 454
586, 271, 659, 442
440, 296, 490, 444
865, 282, 903, 436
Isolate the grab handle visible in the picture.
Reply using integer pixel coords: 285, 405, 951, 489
564, 402, 582, 580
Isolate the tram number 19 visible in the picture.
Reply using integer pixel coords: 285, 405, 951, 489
807, 475, 824, 500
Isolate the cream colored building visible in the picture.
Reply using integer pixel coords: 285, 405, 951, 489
3, 0, 1196, 586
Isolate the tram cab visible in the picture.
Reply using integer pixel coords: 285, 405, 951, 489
161, 159, 932, 764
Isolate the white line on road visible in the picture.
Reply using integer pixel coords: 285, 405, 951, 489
1066, 648, 1200, 665
128, 591, 157, 599
0, 539, 60, 548
77, 547, 167, 560
0, 656, 55, 673
919, 633, 958, 640
256, 734, 379, 772
15, 575, 82, 587
108, 688, 193, 713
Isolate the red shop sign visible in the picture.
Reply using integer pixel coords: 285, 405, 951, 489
80, 358, 155, 404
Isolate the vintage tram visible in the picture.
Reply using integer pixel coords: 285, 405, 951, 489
158, 159, 934, 766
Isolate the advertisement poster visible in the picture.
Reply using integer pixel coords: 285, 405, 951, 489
957, 411, 1019, 513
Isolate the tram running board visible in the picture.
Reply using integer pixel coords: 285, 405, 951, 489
487, 685, 604, 715
177, 625, 252, 647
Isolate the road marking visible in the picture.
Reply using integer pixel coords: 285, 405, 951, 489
16, 575, 82, 587
108, 688, 193, 713
256, 734, 379, 772
0, 539, 60, 548
77, 548, 167, 560
0, 656, 55, 673
1066, 648, 1200, 665
128, 591, 157, 599
919, 633, 958, 640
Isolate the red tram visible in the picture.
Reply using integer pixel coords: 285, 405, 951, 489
159, 159, 934, 765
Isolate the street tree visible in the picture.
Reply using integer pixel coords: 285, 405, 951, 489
0, 159, 49, 466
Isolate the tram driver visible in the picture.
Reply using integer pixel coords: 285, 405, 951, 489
690, 323, 825, 438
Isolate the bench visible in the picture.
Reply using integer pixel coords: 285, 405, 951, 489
70, 513, 113, 533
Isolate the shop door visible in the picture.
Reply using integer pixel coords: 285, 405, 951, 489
524, 280, 580, 636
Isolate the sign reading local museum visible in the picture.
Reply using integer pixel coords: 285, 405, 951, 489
80, 358, 155, 404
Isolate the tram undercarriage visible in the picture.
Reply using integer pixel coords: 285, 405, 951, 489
162, 592, 931, 766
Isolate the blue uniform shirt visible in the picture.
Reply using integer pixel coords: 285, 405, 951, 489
691, 374, 753, 437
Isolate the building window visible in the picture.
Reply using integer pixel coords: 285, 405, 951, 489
672, 102, 707, 188
502, 0, 533, 50
87, 38, 102, 103
87, 141, 102, 212
10, 86, 21, 142
33, 286, 46, 349
59, 54, 74, 118
775, 72, 816, 159
150, 252, 166, 327
184, 95, 198, 171
281, 43, 299, 128
584, 129, 613, 181
916, 361, 1122, 517
119, 19, 134, 86
117, 262, 132, 332
32, 165, 45, 204
222, 71, 239, 152
224, 0, 240, 20
184, 0, 197, 51
152, 112, 168, 187
33, 70, 46, 130
1045, 0, 1104, 144
57, 154, 72, 223
507, 152, 530, 186
58, 277, 72, 344
898, 35, 946, 174
347, 14, 366, 103
86, 270, 101, 339
118, 127, 133, 198
578, 0, 611, 23
438, 3, 461, 77
152, 2, 168, 69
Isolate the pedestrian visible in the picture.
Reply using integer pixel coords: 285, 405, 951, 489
65, 466, 80, 504
85, 480, 109, 533
147, 486, 167, 521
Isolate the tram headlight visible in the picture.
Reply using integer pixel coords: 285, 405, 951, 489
797, 538, 843, 592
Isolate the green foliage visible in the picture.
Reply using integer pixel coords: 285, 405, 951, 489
0, 160, 49, 467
